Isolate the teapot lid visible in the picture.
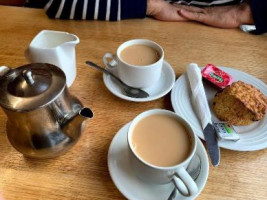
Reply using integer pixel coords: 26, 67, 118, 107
0, 63, 66, 111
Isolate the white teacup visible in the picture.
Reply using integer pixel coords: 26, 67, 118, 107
24, 30, 79, 87
128, 109, 198, 197
103, 39, 164, 88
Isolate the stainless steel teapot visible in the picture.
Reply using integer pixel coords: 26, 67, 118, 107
0, 63, 93, 159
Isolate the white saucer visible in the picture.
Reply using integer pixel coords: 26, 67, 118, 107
171, 66, 267, 151
108, 122, 209, 200
103, 60, 175, 102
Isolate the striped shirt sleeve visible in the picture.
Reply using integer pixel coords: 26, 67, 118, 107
250, 0, 267, 34
44, 0, 147, 21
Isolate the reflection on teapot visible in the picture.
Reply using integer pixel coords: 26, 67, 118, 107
0, 63, 93, 159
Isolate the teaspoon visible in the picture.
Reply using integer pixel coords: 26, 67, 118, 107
86, 61, 149, 98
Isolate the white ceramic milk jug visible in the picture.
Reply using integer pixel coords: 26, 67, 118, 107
25, 30, 80, 87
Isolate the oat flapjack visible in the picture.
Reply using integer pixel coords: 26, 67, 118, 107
212, 81, 267, 126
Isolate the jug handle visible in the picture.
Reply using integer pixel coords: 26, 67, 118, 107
0, 66, 10, 77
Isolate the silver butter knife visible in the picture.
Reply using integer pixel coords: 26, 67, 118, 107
187, 63, 220, 166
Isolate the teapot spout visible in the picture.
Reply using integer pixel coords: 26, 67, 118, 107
62, 108, 93, 139
79, 107, 94, 119
71, 107, 93, 125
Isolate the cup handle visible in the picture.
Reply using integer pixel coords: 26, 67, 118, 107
172, 167, 198, 197
103, 53, 117, 70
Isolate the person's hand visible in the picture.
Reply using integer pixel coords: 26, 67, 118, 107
177, 2, 254, 28
147, 0, 189, 21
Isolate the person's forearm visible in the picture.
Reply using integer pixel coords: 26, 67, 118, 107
147, 0, 161, 16
146, 0, 188, 21
237, 2, 254, 25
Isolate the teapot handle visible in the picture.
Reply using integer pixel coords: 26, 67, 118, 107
0, 66, 10, 77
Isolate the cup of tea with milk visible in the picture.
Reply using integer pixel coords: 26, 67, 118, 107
103, 39, 164, 88
128, 109, 199, 197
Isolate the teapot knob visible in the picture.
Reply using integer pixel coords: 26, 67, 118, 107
22, 69, 35, 85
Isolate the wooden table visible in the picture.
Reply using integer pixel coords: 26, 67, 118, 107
0, 5, 266, 200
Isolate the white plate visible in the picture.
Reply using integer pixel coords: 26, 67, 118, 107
171, 66, 267, 151
103, 60, 175, 102
108, 122, 209, 200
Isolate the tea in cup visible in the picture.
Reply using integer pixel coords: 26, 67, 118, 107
128, 109, 198, 197
103, 39, 164, 88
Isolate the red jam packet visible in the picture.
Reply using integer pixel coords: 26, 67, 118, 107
201, 64, 234, 89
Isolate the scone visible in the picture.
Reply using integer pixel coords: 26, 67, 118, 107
212, 81, 267, 126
